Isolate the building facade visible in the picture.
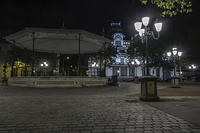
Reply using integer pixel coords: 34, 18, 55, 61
88, 22, 165, 80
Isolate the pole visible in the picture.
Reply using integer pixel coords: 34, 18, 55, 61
173, 56, 176, 77
145, 28, 149, 75
179, 57, 182, 82
31, 32, 35, 76
78, 33, 81, 76
135, 66, 137, 77
103, 42, 106, 77
3, 63, 7, 83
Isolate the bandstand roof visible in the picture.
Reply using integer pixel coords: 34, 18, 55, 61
5, 27, 111, 54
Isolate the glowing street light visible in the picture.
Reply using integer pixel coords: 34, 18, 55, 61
138, 29, 145, 37
178, 51, 183, 57
131, 59, 141, 77
154, 23, 163, 32
167, 48, 182, 77
142, 17, 150, 26
189, 64, 197, 70
40, 61, 49, 76
172, 48, 178, 56
167, 51, 172, 57
134, 22, 142, 32
134, 16, 163, 101
41, 62, 49, 68
167, 48, 183, 87
134, 17, 162, 75
91, 62, 99, 68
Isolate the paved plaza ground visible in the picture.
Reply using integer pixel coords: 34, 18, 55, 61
0, 82, 200, 133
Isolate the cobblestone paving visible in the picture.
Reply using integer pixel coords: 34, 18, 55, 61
0, 86, 200, 133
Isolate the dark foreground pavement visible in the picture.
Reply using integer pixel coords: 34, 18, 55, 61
0, 83, 200, 133
148, 101, 200, 127
147, 83, 200, 128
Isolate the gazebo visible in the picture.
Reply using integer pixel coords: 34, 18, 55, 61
5, 27, 111, 87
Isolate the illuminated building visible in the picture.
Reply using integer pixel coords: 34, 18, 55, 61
88, 22, 165, 80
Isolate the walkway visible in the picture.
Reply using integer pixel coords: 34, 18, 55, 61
0, 83, 200, 133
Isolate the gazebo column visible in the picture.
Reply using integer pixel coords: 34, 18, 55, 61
59, 55, 64, 75
77, 33, 81, 76
31, 32, 35, 76
56, 53, 60, 75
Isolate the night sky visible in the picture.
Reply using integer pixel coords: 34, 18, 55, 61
0, 0, 199, 63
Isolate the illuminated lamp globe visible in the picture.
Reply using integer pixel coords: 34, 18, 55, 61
136, 61, 140, 65
178, 51, 182, 57
134, 22, 142, 32
142, 17, 150, 26
154, 23, 162, 32
172, 48, 178, 55
139, 29, 145, 37
167, 52, 172, 57
131, 61, 135, 65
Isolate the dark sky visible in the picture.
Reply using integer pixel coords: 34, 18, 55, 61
0, 0, 200, 63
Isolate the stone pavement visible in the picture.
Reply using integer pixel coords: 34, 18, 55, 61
147, 101, 200, 128
0, 84, 200, 133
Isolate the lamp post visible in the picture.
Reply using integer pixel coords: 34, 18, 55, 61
131, 59, 141, 83
189, 64, 197, 70
167, 48, 182, 87
131, 59, 140, 77
134, 17, 162, 101
91, 62, 99, 76
40, 62, 49, 76
134, 17, 162, 75
188, 64, 197, 81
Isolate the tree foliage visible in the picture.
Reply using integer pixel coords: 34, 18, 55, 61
140, 0, 192, 17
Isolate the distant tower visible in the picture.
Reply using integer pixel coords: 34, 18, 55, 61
110, 21, 122, 35
110, 21, 130, 65
107, 21, 132, 79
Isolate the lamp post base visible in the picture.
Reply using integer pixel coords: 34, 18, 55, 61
140, 76, 159, 101
171, 77, 180, 88
140, 96, 160, 101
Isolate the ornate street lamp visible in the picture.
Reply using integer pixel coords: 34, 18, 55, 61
188, 64, 197, 70
188, 64, 197, 81
40, 61, 49, 76
134, 17, 162, 75
134, 17, 162, 101
131, 59, 140, 77
91, 62, 99, 68
91, 62, 100, 76
167, 48, 182, 87
41, 62, 49, 67
167, 48, 182, 77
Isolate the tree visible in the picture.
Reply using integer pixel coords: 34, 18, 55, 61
98, 43, 117, 76
139, 0, 192, 17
